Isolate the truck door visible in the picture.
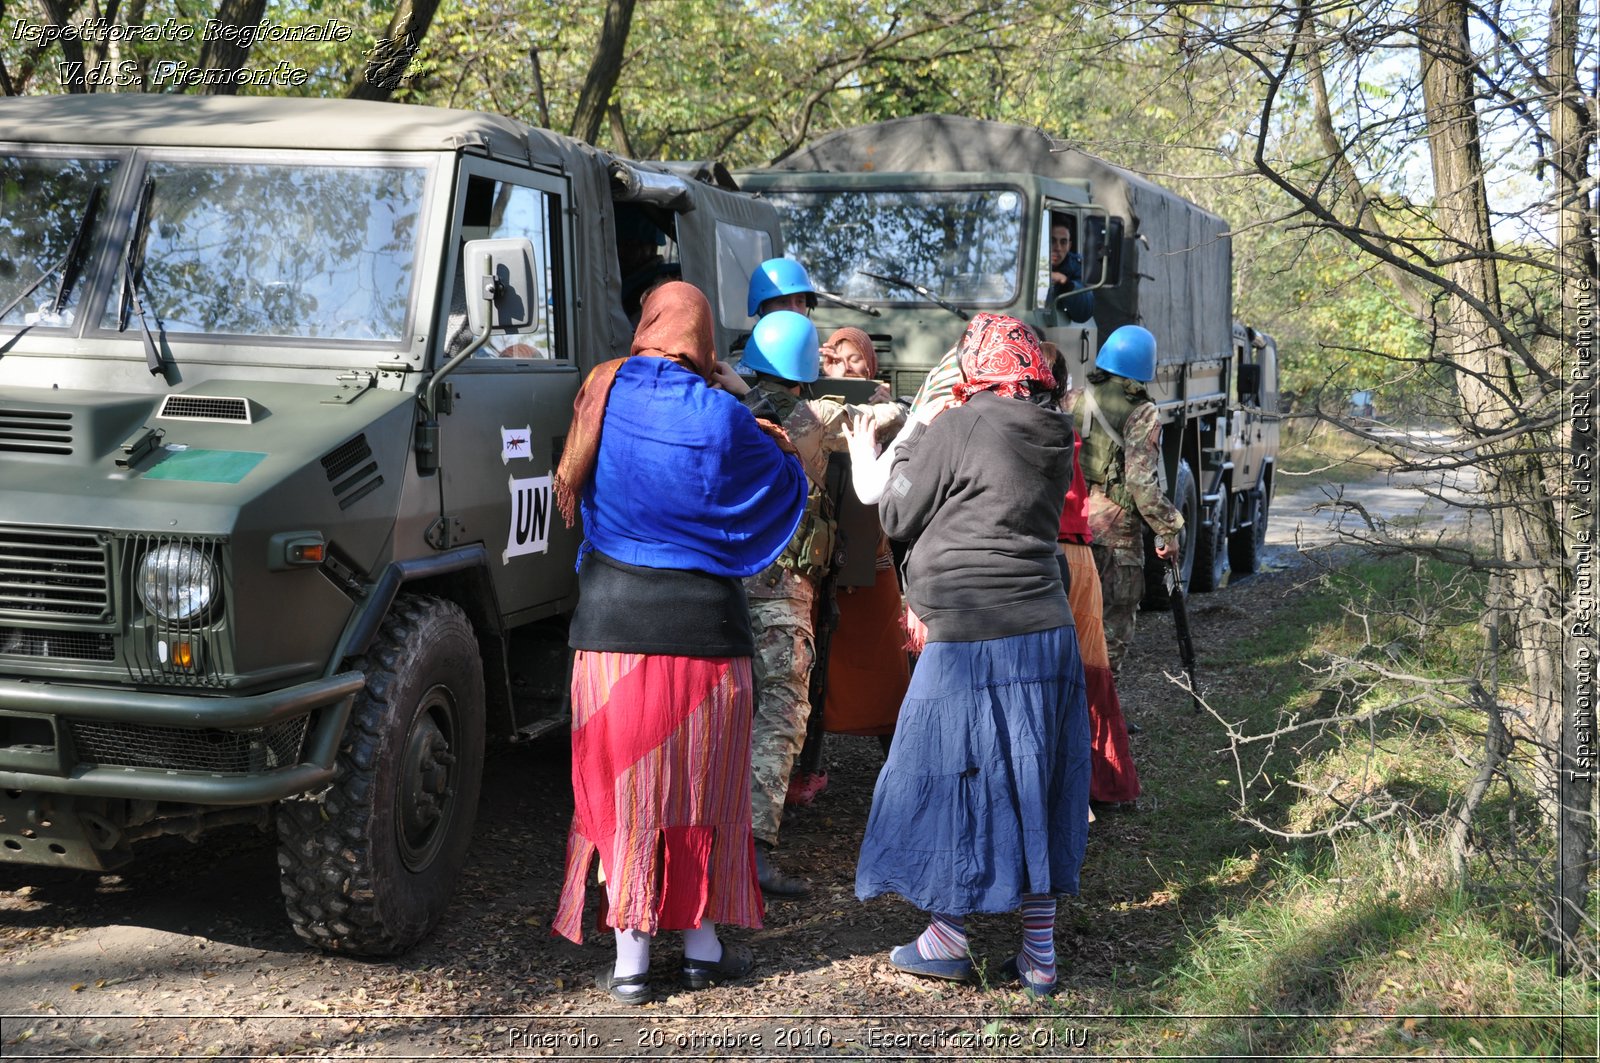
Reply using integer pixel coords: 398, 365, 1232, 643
1230, 329, 1266, 493
436, 161, 581, 621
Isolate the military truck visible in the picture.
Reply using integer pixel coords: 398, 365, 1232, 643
0, 95, 783, 954
739, 115, 1281, 592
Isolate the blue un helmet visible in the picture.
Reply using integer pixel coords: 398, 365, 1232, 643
747, 257, 817, 317
741, 311, 819, 383
1094, 325, 1157, 382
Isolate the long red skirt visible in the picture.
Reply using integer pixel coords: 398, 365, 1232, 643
552, 651, 764, 942
1062, 543, 1141, 802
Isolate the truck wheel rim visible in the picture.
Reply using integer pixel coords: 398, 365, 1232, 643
397, 683, 458, 872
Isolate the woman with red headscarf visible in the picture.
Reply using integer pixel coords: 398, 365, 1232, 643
550, 282, 807, 1005
852, 314, 1089, 998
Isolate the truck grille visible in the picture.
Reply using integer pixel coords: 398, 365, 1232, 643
0, 407, 73, 455
0, 627, 115, 661
68, 717, 309, 773
0, 528, 112, 622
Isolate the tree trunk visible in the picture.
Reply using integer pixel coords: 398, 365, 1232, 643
1547, 0, 1599, 974
347, 0, 442, 102
1419, 0, 1578, 966
569, 0, 637, 146
39, 0, 87, 92
195, 0, 268, 96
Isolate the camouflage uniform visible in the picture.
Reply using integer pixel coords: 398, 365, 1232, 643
1069, 377, 1183, 673
746, 383, 903, 847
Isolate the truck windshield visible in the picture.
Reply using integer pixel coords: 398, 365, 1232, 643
762, 187, 1024, 306
99, 160, 428, 343
0, 155, 121, 329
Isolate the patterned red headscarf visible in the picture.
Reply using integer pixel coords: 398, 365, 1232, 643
950, 312, 1055, 404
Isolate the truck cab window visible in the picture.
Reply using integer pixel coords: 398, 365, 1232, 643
455, 175, 560, 359
614, 204, 681, 325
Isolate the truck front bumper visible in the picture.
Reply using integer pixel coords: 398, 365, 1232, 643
0, 671, 365, 804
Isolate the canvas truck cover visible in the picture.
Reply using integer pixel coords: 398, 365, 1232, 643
0, 94, 634, 370
768, 114, 1234, 365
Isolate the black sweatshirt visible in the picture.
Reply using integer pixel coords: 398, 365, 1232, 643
880, 390, 1075, 643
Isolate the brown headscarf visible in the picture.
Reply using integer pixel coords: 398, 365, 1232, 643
823, 326, 878, 378
554, 282, 717, 525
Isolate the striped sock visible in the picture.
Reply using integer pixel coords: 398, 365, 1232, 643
1019, 894, 1057, 984
915, 912, 968, 961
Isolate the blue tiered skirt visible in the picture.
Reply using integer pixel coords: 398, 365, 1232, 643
855, 625, 1090, 914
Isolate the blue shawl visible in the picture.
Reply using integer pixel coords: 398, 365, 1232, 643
580, 357, 806, 578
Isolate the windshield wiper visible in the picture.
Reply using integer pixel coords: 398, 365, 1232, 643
0, 185, 104, 327
813, 288, 881, 318
855, 269, 969, 321
51, 183, 103, 315
117, 176, 166, 376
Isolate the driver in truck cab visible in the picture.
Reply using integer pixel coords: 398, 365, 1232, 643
1070, 325, 1183, 678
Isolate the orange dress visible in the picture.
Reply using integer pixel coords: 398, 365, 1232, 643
821, 541, 909, 736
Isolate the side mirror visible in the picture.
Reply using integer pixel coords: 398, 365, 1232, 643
463, 237, 539, 335
1237, 362, 1261, 402
1081, 217, 1125, 288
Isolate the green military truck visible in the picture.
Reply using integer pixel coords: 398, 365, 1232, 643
740, 115, 1281, 592
0, 95, 783, 954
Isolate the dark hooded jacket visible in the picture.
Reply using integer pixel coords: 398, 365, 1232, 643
880, 390, 1076, 642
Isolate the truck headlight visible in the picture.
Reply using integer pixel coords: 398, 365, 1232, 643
137, 543, 218, 622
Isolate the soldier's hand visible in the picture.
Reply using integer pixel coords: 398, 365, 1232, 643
710, 360, 750, 396
1155, 536, 1179, 561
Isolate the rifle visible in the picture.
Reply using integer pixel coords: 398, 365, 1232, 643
797, 451, 851, 777
1167, 557, 1202, 712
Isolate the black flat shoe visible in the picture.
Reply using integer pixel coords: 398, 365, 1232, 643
680, 941, 755, 990
755, 845, 811, 897
595, 968, 654, 1006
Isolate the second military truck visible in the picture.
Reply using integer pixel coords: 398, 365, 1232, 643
740, 115, 1281, 592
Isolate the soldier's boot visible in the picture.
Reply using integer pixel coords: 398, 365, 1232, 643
755, 842, 811, 898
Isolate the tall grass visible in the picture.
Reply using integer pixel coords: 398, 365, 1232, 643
1077, 553, 1596, 1059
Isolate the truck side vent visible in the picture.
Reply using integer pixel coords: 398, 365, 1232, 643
320, 434, 383, 511
69, 717, 309, 773
0, 407, 73, 455
0, 627, 114, 661
157, 395, 253, 423
0, 527, 111, 621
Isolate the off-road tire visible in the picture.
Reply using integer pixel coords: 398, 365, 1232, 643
1142, 459, 1198, 610
1191, 488, 1230, 593
1229, 489, 1267, 575
276, 595, 485, 956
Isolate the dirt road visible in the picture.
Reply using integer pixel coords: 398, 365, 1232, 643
0, 477, 1367, 1058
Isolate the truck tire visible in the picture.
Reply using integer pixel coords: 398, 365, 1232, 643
1191, 488, 1230, 593
276, 595, 486, 956
1142, 459, 1198, 610
1229, 489, 1267, 575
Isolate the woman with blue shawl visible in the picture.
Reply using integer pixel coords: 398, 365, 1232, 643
550, 282, 807, 1006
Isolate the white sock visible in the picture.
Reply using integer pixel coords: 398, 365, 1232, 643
613, 927, 652, 979
682, 922, 722, 964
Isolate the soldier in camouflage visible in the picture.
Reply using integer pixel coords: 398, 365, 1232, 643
727, 279, 904, 897
1069, 326, 1183, 674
